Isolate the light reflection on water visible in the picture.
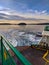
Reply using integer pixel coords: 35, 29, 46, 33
0, 25, 45, 32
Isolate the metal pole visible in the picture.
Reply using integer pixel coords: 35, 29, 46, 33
1, 36, 3, 65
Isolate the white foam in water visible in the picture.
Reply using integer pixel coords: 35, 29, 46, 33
10, 38, 17, 47
28, 34, 35, 41
18, 32, 25, 36
0, 29, 42, 50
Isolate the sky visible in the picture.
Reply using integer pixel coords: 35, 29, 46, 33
0, 0, 49, 20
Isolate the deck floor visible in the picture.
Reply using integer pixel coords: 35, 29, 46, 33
0, 46, 49, 65
14, 46, 48, 65
21, 47, 46, 65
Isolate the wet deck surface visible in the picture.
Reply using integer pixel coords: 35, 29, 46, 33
13, 46, 48, 65
0, 46, 49, 65
21, 47, 46, 65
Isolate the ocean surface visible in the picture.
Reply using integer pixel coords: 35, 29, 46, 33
0, 25, 46, 50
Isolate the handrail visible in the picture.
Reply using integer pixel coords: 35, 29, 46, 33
3, 44, 16, 65
0, 36, 17, 65
0, 35, 32, 65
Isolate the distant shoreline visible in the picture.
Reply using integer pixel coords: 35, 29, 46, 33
0, 23, 49, 25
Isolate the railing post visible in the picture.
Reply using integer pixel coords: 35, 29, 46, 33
1, 36, 4, 65
0, 36, 32, 65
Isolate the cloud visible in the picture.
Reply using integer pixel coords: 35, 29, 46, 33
26, 9, 47, 15
41, 10, 47, 13
0, 7, 49, 20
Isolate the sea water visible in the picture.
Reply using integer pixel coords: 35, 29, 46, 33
0, 25, 46, 50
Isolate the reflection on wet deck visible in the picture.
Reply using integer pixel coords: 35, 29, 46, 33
13, 46, 48, 65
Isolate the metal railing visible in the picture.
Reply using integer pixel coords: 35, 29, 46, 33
0, 35, 32, 65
